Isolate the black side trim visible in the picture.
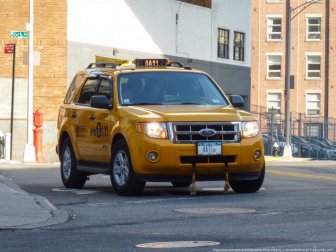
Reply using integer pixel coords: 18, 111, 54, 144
77, 160, 110, 175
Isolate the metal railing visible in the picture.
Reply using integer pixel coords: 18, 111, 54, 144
250, 105, 336, 160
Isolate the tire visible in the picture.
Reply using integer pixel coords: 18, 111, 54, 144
229, 165, 265, 194
110, 140, 146, 196
60, 138, 87, 189
171, 181, 191, 188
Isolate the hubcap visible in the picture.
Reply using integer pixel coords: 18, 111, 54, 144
62, 146, 72, 179
113, 150, 130, 186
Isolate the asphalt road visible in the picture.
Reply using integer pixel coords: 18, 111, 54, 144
0, 160, 336, 252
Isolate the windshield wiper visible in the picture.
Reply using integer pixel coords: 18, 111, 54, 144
129, 102, 163, 106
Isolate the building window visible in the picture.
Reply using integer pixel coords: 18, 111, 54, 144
267, 17, 282, 40
306, 55, 321, 79
307, 17, 321, 40
233, 32, 244, 61
218, 28, 229, 59
267, 92, 281, 114
267, 55, 281, 78
304, 123, 322, 137
306, 93, 320, 115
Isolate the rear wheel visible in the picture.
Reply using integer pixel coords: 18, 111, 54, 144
229, 165, 265, 194
110, 140, 145, 196
60, 138, 87, 189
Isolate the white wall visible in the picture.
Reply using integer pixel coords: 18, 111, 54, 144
212, 0, 252, 67
68, 0, 251, 83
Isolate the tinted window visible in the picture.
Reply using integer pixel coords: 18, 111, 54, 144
78, 78, 99, 104
97, 78, 112, 100
64, 74, 85, 104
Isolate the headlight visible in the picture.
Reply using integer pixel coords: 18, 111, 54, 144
139, 122, 168, 139
241, 121, 259, 138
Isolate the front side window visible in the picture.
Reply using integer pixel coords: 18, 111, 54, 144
218, 28, 229, 59
306, 93, 320, 115
267, 55, 281, 78
306, 55, 321, 79
307, 17, 321, 40
267, 17, 282, 40
78, 78, 99, 104
233, 32, 245, 61
118, 72, 229, 106
267, 92, 281, 114
97, 78, 112, 100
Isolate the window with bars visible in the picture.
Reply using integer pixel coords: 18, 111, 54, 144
306, 55, 321, 79
233, 32, 245, 61
267, 55, 281, 78
267, 92, 281, 114
307, 17, 321, 40
267, 17, 282, 40
217, 28, 229, 59
306, 93, 320, 115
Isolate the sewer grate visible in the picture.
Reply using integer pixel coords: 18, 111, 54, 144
135, 241, 220, 249
175, 207, 256, 214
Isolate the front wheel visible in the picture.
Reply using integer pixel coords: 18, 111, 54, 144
110, 140, 145, 196
60, 138, 87, 189
229, 165, 265, 194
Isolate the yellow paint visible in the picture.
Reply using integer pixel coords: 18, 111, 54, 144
268, 169, 336, 181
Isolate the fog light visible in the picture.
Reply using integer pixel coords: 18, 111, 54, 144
146, 151, 160, 162
253, 150, 261, 160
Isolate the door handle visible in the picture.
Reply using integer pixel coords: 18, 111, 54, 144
89, 114, 96, 120
71, 112, 77, 118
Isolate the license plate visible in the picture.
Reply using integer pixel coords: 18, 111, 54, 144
197, 141, 222, 156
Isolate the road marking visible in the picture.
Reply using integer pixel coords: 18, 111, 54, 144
52, 188, 98, 195
268, 169, 336, 181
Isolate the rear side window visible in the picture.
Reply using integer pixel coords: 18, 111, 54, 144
64, 74, 85, 104
78, 79, 99, 104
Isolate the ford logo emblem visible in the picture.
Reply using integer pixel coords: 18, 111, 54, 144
199, 128, 216, 137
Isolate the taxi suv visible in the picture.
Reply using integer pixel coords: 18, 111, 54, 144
57, 59, 265, 195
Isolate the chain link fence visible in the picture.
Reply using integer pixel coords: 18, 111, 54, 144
250, 105, 336, 160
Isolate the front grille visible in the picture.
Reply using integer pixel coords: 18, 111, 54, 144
169, 122, 240, 143
180, 155, 236, 164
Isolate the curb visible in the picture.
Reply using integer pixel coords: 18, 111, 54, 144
0, 174, 68, 230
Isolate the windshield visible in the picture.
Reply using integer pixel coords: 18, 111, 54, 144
117, 72, 229, 106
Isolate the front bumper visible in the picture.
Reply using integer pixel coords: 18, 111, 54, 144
128, 133, 265, 181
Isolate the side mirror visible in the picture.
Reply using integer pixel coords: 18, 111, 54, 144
90, 95, 112, 109
230, 95, 244, 108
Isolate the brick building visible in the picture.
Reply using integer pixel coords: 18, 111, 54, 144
251, 0, 336, 138
0, 0, 67, 160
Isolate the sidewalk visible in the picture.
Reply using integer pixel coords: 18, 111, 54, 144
0, 169, 68, 230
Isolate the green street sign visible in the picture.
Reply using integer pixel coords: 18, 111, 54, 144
10, 31, 28, 39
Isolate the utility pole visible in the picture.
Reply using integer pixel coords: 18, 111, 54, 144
283, 0, 321, 158
24, 0, 36, 162
283, 0, 292, 158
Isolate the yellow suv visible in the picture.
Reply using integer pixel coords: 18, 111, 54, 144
57, 59, 265, 195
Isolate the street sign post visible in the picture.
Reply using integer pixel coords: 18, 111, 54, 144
10, 31, 28, 39
4, 43, 15, 54
4, 43, 16, 160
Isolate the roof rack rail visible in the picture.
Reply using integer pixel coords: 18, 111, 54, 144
86, 62, 117, 69
167, 61, 184, 68
168, 61, 192, 70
